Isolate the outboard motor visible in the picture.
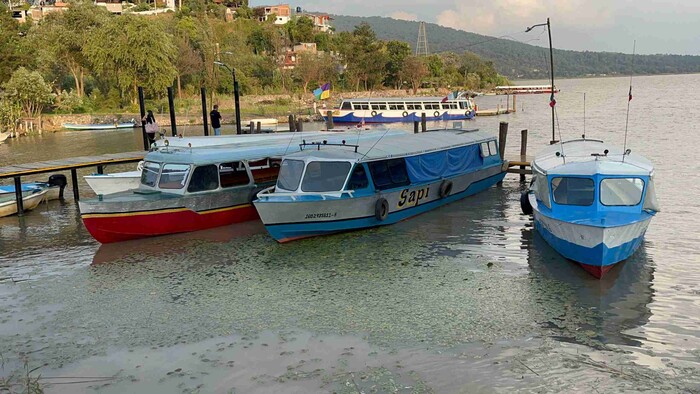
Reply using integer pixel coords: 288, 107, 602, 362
47, 174, 68, 199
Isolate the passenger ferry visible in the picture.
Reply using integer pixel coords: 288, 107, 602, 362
521, 139, 659, 278
254, 129, 506, 242
79, 131, 402, 243
321, 94, 476, 124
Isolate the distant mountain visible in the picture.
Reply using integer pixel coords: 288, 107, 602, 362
331, 15, 700, 79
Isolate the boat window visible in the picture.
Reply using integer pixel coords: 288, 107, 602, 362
345, 164, 369, 190
480, 142, 490, 157
219, 161, 251, 188
140, 161, 160, 187
341, 101, 352, 110
371, 103, 387, 110
301, 161, 352, 192
369, 159, 410, 190
425, 102, 440, 110
600, 178, 644, 206
353, 102, 369, 110
187, 165, 219, 193
276, 159, 305, 191
551, 177, 594, 206
488, 141, 498, 156
459, 101, 467, 109
388, 103, 405, 111
406, 102, 421, 110
159, 164, 190, 189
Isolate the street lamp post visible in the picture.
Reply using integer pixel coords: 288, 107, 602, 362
526, 17, 556, 144
214, 61, 242, 135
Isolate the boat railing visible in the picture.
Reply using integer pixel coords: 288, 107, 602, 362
257, 186, 355, 201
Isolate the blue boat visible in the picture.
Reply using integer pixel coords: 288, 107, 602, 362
321, 95, 476, 124
253, 129, 506, 242
0, 175, 67, 201
522, 139, 659, 278
62, 121, 136, 131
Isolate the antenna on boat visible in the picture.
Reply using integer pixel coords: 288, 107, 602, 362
623, 40, 636, 162
582, 92, 586, 140
525, 17, 556, 145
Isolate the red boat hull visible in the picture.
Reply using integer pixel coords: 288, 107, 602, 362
82, 203, 259, 244
579, 263, 616, 279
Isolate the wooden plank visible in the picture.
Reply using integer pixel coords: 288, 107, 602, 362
0, 151, 145, 179
507, 168, 533, 175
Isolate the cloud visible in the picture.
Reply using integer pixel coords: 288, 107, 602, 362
389, 11, 418, 21
436, 0, 614, 37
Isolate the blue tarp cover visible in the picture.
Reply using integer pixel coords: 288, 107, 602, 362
405, 145, 482, 183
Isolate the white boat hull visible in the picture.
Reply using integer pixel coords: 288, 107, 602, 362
84, 171, 142, 195
0, 190, 48, 218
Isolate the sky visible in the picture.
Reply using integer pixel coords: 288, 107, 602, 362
250, 0, 700, 55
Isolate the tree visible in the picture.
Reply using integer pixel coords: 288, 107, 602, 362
174, 35, 204, 98
400, 56, 428, 94
294, 52, 336, 94
342, 23, 387, 91
31, 2, 110, 97
287, 16, 315, 43
0, 5, 33, 85
384, 40, 411, 88
3, 67, 55, 118
85, 14, 177, 102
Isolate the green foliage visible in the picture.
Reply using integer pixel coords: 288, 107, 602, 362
0, 98, 22, 133
385, 40, 411, 88
54, 90, 85, 114
85, 14, 177, 102
0, 7, 34, 85
286, 16, 315, 43
3, 67, 55, 118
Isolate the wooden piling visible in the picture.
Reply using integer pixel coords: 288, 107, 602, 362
167, 86, 177, 137
421, 113, 426, 132
97, 165, 104, 175
13, 177, 23, 216
414, 121, 419, 134
288, 115, 295, 132
201, 87, 209, 136
498, 121, 508, 160
70, 168, 79, 201
256, 122, 261, 133
326, 111, 334, 130
137, 86, 148, 151
520, 129, 528, 181
249, 121, 254, 134
296, 119, 304, 132
513, 95, 517, 113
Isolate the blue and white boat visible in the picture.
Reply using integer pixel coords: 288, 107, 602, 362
321, 94, 476, 124
0, 175, 67, 201
522, 139, 659, 278
254, 129, 506, 242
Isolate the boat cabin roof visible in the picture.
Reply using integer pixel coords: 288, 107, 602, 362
283, 129, 494, 163
532, 139, 654, 177
342, 97, 468, 102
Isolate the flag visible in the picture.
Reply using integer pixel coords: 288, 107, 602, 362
549, 93, 556, 108
628, 86, 632, 101
314, 83, 331, 100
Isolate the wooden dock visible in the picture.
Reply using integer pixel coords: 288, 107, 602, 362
0, 151, 145, 214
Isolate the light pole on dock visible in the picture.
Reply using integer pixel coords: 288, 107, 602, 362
526, 17, 556, 144
213, 61, 242, 135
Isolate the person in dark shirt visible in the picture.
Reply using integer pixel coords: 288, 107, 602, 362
210, 105, 223, 135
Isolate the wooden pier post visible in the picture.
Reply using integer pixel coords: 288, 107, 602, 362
520, 129, 528, 181
513, 95, 517, 113
288, 115, 296, 132
326, 111, 334, 130
167, 86, 177, 137
201, 87, 209, 136
13, 177, 24, 216
296, 119, 304, 132
414, 121, 419, 134
256, 122, 261, 133
421, 113, 427, 132
498, 122, 508, 186
249, 121, 254, 134
137, 86, 149, 151
70, 168, 79, 201
97, 165, 104, 175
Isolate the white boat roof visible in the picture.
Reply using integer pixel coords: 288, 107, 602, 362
154, 131, 351, 149
341, 97, 467, 102
145, 130, 405, 165
532, 139, 654, 176
284, 129, 495, 162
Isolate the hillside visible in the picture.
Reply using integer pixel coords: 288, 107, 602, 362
332, 15, 700, 79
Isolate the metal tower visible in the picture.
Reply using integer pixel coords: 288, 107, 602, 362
416, 21, 429, 56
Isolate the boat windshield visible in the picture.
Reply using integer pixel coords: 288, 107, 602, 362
140, 161, 161, 187
301, 161, 352, 192
551, 177, 594, 206
276, 159, 305, 191
159, 164, 190, 190
600, 178, 644, 206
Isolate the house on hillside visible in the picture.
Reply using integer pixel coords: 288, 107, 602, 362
253, 4, 290, 25
282, 42, 317, 70
299, 12, 333, 33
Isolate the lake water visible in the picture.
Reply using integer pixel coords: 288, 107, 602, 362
1, 74, 699, 392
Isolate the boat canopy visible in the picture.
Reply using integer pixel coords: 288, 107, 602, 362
532, 140, 654, 177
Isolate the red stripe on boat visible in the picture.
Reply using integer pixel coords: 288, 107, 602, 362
579, 263, 616, 279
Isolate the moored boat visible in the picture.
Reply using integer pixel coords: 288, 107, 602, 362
322, 93, 476, 124
522, 139, 659, 278
254, 128, 506, 242
79, 130, 403, 243
0, 174, 67, 201
0, 188, 48, 218
63, 121, 136, 131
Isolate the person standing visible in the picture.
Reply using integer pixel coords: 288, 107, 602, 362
210, 105, 223, 136
143, 110, 158, 146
